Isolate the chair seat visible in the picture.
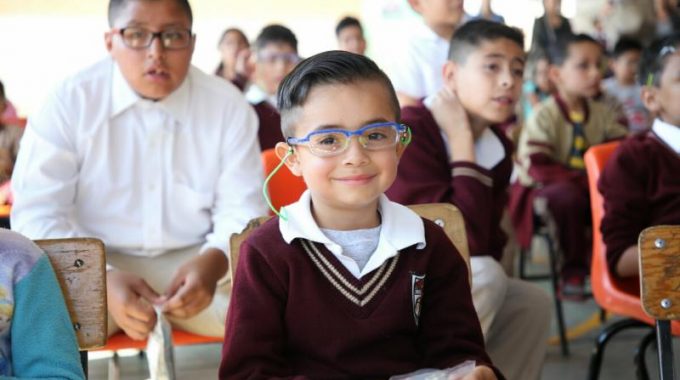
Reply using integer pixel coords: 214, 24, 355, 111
97, 330, 222, 351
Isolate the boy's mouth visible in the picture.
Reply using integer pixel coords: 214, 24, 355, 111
335, 174, 376, 184
145, 67, 170, 81
492, 96, 515, 106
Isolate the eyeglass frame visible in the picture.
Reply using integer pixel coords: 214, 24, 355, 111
112, 27, 195, 50
257, 51, 301, 65
286, 121, 411, 157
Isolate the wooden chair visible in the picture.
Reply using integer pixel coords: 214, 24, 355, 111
639, 225, 680, 380
229, 203, 471, 282
36, 238, 108, 379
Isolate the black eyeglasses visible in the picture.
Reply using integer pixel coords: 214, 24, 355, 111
115, 27, 193, 50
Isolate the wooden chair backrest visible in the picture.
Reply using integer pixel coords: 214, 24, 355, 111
229, 203, 470, 282
35, 238, 107, 350
639, 225, 680, 320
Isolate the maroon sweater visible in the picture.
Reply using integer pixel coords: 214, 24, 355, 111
599, 131, 680, 277
386, 103, 513, 260
253, 101, 284, 151
219, 217, 500, 380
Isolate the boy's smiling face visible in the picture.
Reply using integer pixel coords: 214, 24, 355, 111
551, 41, 603, 99
105, 0, 195, 100
443, 38, 525, 125
282, 80, 404, 225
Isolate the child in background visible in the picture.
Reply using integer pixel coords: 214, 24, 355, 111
0, 81, 23, 203
522, 50, 554, 122
599, 33, 680, 278
214, 28, 251, 91
387, 20, 551, 380
510, 34, 628, 298
335, 16, 367, 55
0, 229, 84, 379
0, 81, 18, 122
389, 0, 466, 107
220, 50, 501, 380
602, 37, 650, 132
245, 24, 300, 150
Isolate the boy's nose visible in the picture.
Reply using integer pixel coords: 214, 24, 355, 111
342, 137, 369, 165
147, 37, 166, 59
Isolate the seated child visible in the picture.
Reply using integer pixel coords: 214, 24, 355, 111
602, 37, 650, 132
220, 50, 501, 380
522, 49, 554, 122
386, 20, 551, 380
599, 33, 680, 278
245, 24, 300, 150
510, 34, 628, 298
214, 27, 251, 91
0, 229, 84, 379
335, 16, 367, 55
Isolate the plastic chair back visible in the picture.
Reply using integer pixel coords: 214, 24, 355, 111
261, 148, 307, 213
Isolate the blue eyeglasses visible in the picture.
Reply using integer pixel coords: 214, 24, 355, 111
286, 122, 411, 157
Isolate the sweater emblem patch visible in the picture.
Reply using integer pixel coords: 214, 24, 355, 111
411, 274, 425, 326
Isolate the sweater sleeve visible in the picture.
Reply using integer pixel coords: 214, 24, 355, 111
389, 110, 496, 257
219, 240, 308, 380
598, 142, 649, 276
417, 226, 504, 379
9, 255, 85, 380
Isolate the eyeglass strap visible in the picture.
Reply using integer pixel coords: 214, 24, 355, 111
262, 148, 294, 221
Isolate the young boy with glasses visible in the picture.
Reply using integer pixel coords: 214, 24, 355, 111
599, 33, 680, 279
11, 0, 266, 341
245, 24, 301, 150
220, 50, 501, 380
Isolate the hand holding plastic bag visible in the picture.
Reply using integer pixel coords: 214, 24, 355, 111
389, 360, 476, 380
146, 307, 176, 380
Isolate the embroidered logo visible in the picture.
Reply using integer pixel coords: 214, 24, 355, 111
411, 274, 425, 326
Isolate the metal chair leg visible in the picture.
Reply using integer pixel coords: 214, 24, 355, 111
635, 329, 656, 380
656, 320, 675, 380
587, 318, 651, 380
544, 233, 569, 356
80, 351, 88, 379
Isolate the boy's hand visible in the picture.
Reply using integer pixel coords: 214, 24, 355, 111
161, 248, 228, 319
107, 270, 160, 340
430, 88, 476, 162
459, 365, 496, 380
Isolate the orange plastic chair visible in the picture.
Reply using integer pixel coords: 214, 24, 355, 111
585, 141, 680, 379
261, 148, 307, 213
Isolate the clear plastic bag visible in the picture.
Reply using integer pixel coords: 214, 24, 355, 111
146, 307, 176, 380
389, 360, 476, 380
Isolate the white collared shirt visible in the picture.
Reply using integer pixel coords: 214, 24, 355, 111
11, 58, 268, 257
279, 190, 426, 279
423, 95, 505, 170
388, 21, 450, 99
652, 118, 680, 154
245, 84, 277, 108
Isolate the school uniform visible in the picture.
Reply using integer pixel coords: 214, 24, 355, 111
245, 84, 284, 150
220, 191, 501, 379
387, 100, 551, 380
510, 94, 628, 278
599, 119, 680, 277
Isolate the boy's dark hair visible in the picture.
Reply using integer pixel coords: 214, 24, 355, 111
639, 33, 680, 86
548, 34, 600, 66
611, 37, 643, 59
448, 20, 524, 63
108, 0, 193, 27
254, 24, 298, 53
335, 16, 363, 37
277, 50, 399, 138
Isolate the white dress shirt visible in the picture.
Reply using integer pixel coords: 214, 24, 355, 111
279, 190, 426, 279
11, 58, 268, 258
388, 21, 450, 99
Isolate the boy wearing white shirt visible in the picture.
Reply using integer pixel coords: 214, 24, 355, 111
220, 50, 501, 379
11, 0, 266, 341
600, 33, 680, 279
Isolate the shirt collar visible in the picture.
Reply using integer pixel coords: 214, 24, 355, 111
110, 61, 191, 126
279, 190, 427, 277
245, 84, 277, 108
652, 118, 680, 154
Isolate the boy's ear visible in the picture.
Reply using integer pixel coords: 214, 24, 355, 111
104, 31, 114, 52
274, 142, 303, 177
548, 65, 561, 86
407, 0, 423, 13
442, 61, 458, 92
640, 86, 661, 115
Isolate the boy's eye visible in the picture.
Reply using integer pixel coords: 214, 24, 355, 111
367, 132, 387, 140
314, 133, 343, 146
164, 31, 184, 41
484, 64, 500, 72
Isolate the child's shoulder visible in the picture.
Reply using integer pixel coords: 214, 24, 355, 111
0, 229, 44, 281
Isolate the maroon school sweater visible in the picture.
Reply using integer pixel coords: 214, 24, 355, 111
253, 101, 284, 151
599, 131, 680, 277
386, 103, 513, 260
219, 217, 501, 380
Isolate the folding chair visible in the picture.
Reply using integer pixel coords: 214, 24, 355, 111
37, 238, 108, 379
585, 142, 680, 379
639, 225, 680, 380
